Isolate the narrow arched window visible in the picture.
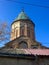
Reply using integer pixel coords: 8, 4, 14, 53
21, 26, 24, 36
27, 27, 30, 37
16, 29, 18, 37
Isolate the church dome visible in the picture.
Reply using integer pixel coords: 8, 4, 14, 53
14, 10, 30, 21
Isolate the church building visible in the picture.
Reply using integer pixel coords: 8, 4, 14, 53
3, 10, 48, 49
0, 10, 49, 65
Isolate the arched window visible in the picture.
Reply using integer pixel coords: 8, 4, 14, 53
19, 41, 28, 49
21, 27, 24, 36
16, 30, 18, 37
27, 27, 30, 37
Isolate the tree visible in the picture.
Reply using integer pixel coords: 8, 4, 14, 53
0, 22, 11, 46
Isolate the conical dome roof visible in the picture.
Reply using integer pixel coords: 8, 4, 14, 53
14, 11, 30, 21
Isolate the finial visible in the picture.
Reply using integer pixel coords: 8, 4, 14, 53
21, 7, 24, 12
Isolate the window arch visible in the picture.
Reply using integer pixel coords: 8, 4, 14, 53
31, 45, 38, 49
19, 41, 28, 49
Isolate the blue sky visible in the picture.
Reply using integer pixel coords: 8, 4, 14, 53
0, 0, 49, 47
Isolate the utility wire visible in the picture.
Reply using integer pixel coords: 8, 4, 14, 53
3, 0, 49, 8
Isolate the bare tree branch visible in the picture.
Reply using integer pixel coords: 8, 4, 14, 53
0, 22, 11, 43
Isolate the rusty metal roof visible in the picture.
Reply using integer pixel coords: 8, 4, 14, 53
24, 49, 49, 55
0, 49, 49, 56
